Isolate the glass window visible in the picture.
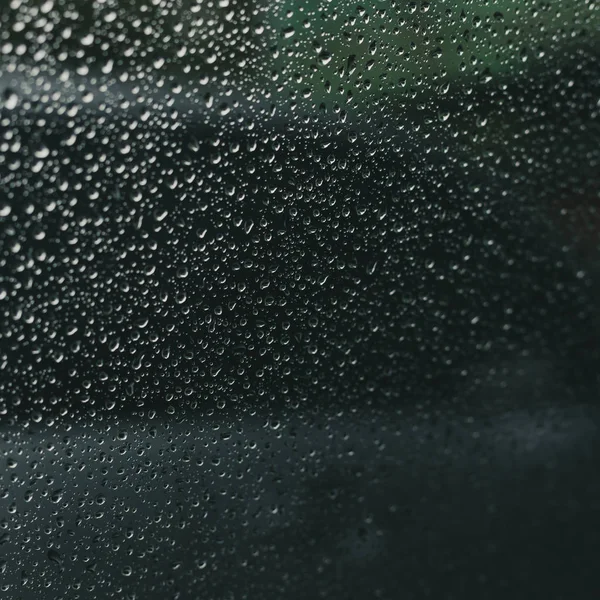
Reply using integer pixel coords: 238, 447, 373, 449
1, 1, 599, 598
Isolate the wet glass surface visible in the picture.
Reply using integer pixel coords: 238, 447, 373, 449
1, 1, 599, 598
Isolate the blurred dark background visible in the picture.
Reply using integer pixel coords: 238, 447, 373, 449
0, 1, 599, 598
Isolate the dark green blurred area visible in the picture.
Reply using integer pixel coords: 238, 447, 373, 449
1, 0, 598, 109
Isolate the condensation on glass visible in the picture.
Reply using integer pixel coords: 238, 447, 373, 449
0, 1, 599, 599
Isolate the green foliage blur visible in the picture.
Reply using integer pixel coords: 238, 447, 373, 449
1, 0, 598, 113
